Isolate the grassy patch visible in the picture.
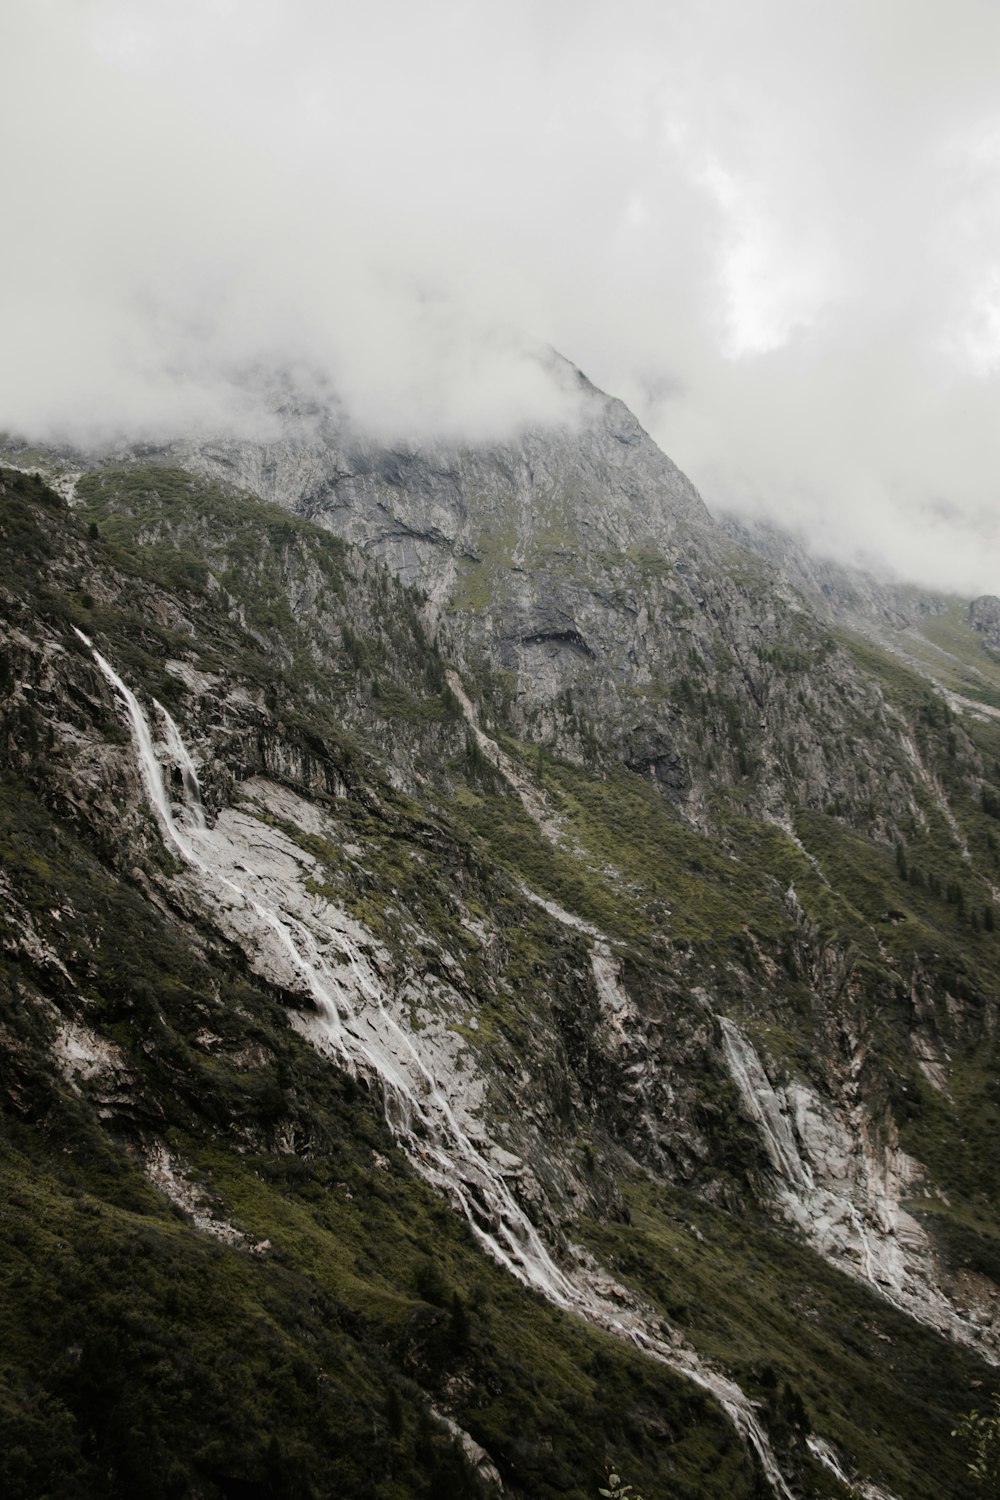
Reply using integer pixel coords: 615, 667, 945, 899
584, 1177, 995, 1500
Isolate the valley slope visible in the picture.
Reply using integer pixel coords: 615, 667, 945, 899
2, 384, 1000, 1500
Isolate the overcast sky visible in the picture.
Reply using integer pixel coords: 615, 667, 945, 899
4, 0, 1000, 592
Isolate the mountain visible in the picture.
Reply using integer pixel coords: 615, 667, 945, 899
722, 512, 1000, 722
2, 375, 1000, 1500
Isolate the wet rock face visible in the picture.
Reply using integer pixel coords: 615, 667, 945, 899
718, 1017, 1000, 1360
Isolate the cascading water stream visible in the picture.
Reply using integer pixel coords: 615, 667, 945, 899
77, 629, 794, 1498
158, 705, 206, 829
718, 1014, 924, 1325
74, 630, 578, 1299
718, 1018, 813, 1191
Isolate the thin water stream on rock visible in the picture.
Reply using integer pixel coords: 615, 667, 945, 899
79, 629, 803, 1496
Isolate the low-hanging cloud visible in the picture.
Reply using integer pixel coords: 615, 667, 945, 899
3, 0, 1000, 592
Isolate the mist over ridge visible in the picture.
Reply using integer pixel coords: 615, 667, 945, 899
4, 0, 1000, 594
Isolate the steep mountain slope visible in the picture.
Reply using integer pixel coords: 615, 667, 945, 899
12, 376, 957, 833
717, 514, 954, 632
1, 385, 999, 1500
3, 467, 761, 1500
721, 511, 1000, 720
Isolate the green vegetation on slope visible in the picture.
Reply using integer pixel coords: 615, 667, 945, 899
3, 463, 1000, 1499
913, 601, 1000, 710
0, 765, 757, 1500
585, 1179, 991, 1500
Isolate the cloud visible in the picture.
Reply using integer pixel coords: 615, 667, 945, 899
2, 0, 1000, 591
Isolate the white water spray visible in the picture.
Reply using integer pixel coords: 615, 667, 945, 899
719, 1018, 813, 1191
715, 1010, 1000, 1371
80, 631, 796, 1496
807, 1436, 903, 1500
157, 704, 206, 829
75, 629, 577, 1298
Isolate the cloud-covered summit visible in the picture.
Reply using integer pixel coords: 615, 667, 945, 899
3, 1, 1000, 591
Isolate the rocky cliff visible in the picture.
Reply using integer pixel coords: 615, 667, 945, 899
144, 374, 964, 843
970, 595, 1000, 655
2, 377, 1000, 1500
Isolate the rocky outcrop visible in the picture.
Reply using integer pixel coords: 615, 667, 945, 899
719, 512, 953, 631
970, 594, 1000, 653
3, 390, 999, 1499
118, 375, 945, 845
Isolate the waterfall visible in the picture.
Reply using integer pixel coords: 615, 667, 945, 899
157, 703, 205, 829
75, 629, 577, 1299
79, 630, 795, 1498
717, 1016, 939, 1330
718, 1018, 813, 1191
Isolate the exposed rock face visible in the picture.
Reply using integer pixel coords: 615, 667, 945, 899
970, 594, 1000, 653
171, 367, 712, 588
719, 512, 953, 630
719, 1018, 1000, 1358
3, 379, 1000, 1500
158, 378, 942, 842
